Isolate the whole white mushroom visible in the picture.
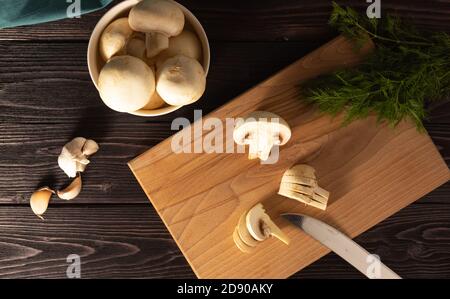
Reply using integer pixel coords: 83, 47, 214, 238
155, 30, 202, 69
156, 55, 206, 106
99, 18, 134, 61
98, 55, 156, 112
143, 91, 166, 110
129, 0, 185, 58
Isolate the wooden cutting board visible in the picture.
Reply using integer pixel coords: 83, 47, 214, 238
128, 36, 450, 278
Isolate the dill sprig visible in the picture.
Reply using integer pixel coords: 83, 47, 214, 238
303, 2, 450, 130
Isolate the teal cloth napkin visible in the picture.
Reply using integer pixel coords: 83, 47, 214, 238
0, 0, 113, 29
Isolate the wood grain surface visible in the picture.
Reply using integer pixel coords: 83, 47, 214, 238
129, 36, 449, 278
0, 0, 449, 278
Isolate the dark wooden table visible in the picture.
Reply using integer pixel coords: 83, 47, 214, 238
0, 0, 449, 278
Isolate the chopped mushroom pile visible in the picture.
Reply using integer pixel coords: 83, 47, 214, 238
97, 0, 206, 113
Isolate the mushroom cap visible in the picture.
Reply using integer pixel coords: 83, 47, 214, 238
98, 55, 156, 113
233, 111, 291, 145
156, 55, 206, 106
155, 30, 202, 69
143, 91, 166, 110
99, 17, 134, 61
129, 0, 185, 37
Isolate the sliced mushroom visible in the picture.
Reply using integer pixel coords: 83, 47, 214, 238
99, 17, 134, 61
233, 227, 254, 253
57, 175, 82, 200
233, 111, 291, 161
98, 55, 156, 112
246, 203, 290, 245
233, 203, 289, 253
129, 0, 185, 58
236, 214, 259, 247
278, 164, 330, 210
30, 187, 55, 220
155, 30, 202, 69
156, 55, 206, 106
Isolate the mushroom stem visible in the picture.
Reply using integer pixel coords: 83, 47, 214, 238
233, 111, 291, 162
233, 203, 290, 253
261, 217, 290, 245
145, 32, 169, 58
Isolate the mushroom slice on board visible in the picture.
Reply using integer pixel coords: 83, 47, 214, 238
278, 164, 330, 210
236, 214, 259, 247
246, 203, 290, 245
128, 0, 185, 58
233, 227, 254, 253
233, 111, 291, 161
233, 203, 290, 253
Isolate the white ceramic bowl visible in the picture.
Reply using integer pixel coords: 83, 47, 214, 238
87, 0, 210, 117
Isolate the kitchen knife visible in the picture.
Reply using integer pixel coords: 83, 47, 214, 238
282, 213, 401, 279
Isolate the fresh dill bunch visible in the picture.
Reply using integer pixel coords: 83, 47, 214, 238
303, 2, 450, 130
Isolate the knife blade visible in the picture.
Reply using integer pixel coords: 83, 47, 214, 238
282, 213, 401, 279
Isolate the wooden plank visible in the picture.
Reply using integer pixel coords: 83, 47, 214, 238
1, 40, 447, 205
0, 41, 319, 123
129, 36, 450, 278
0, 203, 449, 278
0, 0, 448, 41
0, 121, 447, 204
0, 204, 194, 278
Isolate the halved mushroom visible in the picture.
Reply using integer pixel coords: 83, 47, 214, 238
99, 17, 134, 61
278, 164, 330, 210
233, 203, 289, 253
98, 55, 156, 112
155, 30, 202, 69
129, 0, 185, 58
233, 111, 291, 161
156, 55, 206, 106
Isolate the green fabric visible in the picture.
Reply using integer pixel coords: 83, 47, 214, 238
0, 0, 113, 29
